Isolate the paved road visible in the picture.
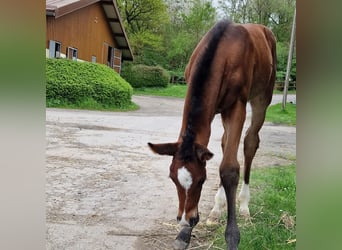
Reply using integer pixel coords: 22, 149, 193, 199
46, 94, 296, 249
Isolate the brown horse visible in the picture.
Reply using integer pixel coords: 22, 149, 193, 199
148, 19, 276, 250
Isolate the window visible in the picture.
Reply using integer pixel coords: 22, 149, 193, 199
107, 46, 114, 67
113, 48, 122, 74
49, 40, 61, 58
91, 56, 96, 63
103, 43, 121, 73
66, 47, 78, 61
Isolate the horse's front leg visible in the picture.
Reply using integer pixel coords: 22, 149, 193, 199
221, 165, 240, 250
173, 213, 200, 249
220, 100, 246, 249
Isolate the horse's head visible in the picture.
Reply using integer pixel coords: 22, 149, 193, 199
148, 141, 213, 228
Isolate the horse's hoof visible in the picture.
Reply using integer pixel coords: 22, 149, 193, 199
239, 207, 250, 219
206, 217, 219, 225
172, 239, 189, 250
173, 226, 192, 249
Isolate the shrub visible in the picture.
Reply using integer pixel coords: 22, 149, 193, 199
169, 70, 186, 85
121, 63, 170, 88
46, 58, 133, 108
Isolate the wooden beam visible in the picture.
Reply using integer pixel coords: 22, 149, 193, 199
107, 18, 120, 23
101, 0, 113, 5
118, 46, 130, 50
113, 33, 125, 37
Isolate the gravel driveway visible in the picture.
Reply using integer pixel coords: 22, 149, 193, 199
46, 94, 296, 249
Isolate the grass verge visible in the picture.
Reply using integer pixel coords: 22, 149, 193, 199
133, 84, 187, 98
273, 89, 296, 95
265, 102, 296, 126
134, 85, 295, 99
210, 164, 296, 249
47, 98, 139, 112
135, 85, 296, 126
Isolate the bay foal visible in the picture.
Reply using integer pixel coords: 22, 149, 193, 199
148, 20, 276, 250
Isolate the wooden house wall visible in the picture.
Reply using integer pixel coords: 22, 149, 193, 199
46, 2, 118, 67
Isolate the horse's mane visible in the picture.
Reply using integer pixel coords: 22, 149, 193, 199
180, 20, 232, 162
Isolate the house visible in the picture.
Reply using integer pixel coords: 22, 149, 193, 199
46, 0, 133, 74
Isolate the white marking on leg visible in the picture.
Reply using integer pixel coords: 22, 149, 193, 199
238, 182, 250, 217
177, 167, 192, 191
212, 185, 226, 212
207, 186, 226, 224
179, 212, 190, 227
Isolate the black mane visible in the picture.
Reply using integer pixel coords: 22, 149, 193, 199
180, 20, 232, 162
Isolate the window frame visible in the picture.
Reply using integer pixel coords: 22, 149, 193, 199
49, 40, 62, 58
66, 47, 78, 61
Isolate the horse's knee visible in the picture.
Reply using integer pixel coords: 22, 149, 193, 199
220, 165, 240, 188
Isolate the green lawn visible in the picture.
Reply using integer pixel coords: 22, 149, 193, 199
134, 84, 296, 126
47, 98, 139, 112
133, 84, 188, 98
51, 83, 296, 122
265, 102, 296, 126
210, 165, 296, 249
134, 84, 296, 99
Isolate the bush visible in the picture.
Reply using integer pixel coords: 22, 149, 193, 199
121, 63, 170, 88
46, 58, 133, 108
169, 70, 186, 85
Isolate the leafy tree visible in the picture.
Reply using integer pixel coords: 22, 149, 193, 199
164, 0, 217, 70
182, 0, 217, 42
268, 0, 296, 43
217, 0, 296, 81
218, 0, 253, 23
117, 0, 296, 82
164, 0, 192, 24
116, 0, 169, 64
217, 0, 295, 43
128, 31, 166, 65
165, 30, 194, 70
116, 0, 169, 34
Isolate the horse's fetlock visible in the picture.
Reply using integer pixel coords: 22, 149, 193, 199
225, 225, 240, 250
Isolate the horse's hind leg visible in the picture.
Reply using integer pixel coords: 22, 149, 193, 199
239, 96, 271, 217
207, 131, 227, 225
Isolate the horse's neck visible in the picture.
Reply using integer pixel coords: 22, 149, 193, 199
178, 96, 214, 147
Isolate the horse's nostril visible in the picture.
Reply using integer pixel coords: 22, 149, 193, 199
176, 216, 181, 222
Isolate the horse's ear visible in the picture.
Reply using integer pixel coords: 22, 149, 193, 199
195, 144, 214, 163
148, 142, 179, 156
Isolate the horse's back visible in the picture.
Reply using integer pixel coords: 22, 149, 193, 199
185, 21, 276, 113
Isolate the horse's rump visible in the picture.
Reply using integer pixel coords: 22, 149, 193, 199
184, 21, 277, 117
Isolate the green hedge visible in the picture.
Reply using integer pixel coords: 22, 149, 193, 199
121, 63, 170, 88
46, 58, 133, 108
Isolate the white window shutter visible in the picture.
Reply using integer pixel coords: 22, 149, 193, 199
49, 40, 56, 58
